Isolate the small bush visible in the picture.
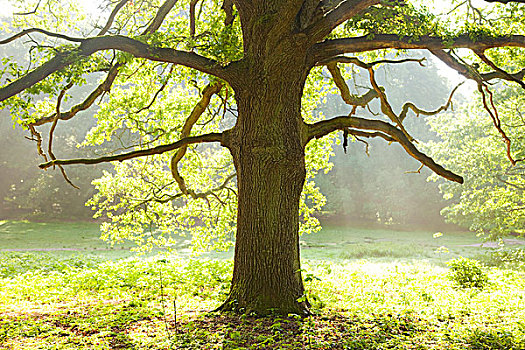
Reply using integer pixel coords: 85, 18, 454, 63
447, 257, 489, 289
488, 248, 525, 270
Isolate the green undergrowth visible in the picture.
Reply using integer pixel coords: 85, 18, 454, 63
1, 253, 524, 349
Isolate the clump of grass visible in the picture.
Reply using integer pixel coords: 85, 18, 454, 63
337, 243, 425, 259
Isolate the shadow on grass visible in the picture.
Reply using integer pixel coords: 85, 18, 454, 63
170, 312, 524, 350
2, 309, 523, 349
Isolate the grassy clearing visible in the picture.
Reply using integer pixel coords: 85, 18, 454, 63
300, 225, 486, 262
0, 220, 494, 263
0, 220, 132, 259
1, 220, 524, 349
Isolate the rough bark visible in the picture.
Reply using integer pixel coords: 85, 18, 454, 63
220, 85, 309, 315
218, 22, 312, 313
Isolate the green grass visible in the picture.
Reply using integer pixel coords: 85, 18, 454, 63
0, 220, 495, 263
0, 255, 524, 349
0, 220, 126, 257
301, 226, 491, 263
0, 220, 524, 349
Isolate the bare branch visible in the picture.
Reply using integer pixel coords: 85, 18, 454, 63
27, 124, 47, 161
398, 83, 462, 122
39, 132, 224, 170
0, 28, 84, 45
475, 49, 525, 90
13, 0, 42, 16
48, 82, 73, 161
346, 128, 395, 142
366, 64, 413, 140
326, 62, 378, 113
46, 82, 80, 189
406, 164, 424, 175
478, 83, 517, 165
322, 55, 424, 137
319, 55, 426, 68
483, 0, 525, 3
98, 0, 129, 36
307, 116, 464, 183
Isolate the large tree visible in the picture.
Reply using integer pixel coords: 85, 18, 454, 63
1, 0, 525, 314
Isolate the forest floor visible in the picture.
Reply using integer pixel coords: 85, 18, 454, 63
0, 220, 524, 349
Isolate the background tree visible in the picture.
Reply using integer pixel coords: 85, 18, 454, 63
1, 0, 525, 315
427, 84, 525, 237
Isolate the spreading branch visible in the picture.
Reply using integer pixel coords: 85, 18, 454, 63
0, 28, 84, 45
26, 0, 180, 126
0, 35, 232, 103
305, 0, 381, 42
310, 34, 525, 64
326, 62, 378, 113
308, 116, 464, 183
431, 49, 525, 84
39, 133, 223, 170
323, 55, 426, 137
430, 49, 520, 165
222, 0, 235, 26
13, 0, 42, 16
398, 83, 462, 122
170, 82, 223, 196
475, 50, 525, 90
30, 63, 122, 126
365, 63, 412, 139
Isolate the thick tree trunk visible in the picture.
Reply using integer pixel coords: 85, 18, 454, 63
219, 62, 311, 315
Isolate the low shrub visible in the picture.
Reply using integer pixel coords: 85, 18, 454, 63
447, 257, 489, 289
